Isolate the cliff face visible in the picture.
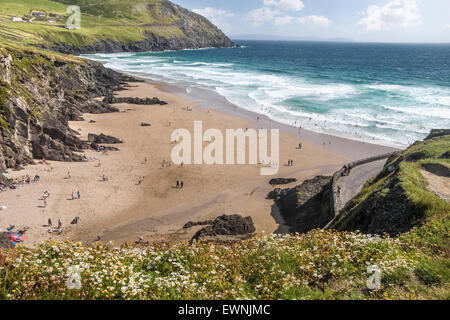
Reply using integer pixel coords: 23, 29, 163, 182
269, 176, 334, 234
0, 0, 235, 55
0, 44, 131, 175
329, 133, 450, 237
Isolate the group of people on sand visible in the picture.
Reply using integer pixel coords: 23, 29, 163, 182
175, 180, 184, 189
46, 218, 64, 234
287, 159, 295, 166
7, 226, 29, 247
0, 174, 41, 192
138, 176, 146, 185
71, 191, 81, 200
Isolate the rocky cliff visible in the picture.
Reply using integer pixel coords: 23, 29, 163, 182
0, 43, 132, 177
268, 175, 334, 234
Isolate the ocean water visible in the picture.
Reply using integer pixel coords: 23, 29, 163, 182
83, 41, 450, 147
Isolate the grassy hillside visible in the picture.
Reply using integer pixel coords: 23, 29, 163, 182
0, 0, 233, 53
329, 135, 449, 252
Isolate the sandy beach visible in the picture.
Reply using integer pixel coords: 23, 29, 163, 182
0, 79, 397, 246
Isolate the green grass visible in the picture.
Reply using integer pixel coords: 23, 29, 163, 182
2, 230, 447, 300
0, 0, 218, 50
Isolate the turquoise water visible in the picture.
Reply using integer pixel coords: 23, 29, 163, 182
83, 41, 450, 147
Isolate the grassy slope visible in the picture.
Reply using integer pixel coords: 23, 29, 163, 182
331, 136, 449, 250
0, 0, 212, 49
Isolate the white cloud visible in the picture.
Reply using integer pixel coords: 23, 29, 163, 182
359, 0, 422, 31
192, 7, 234, 31
246, 7, 280, 26
274, 15, 295, 26
246, 1, 330, 28
298, 15, 332, 28
445, 24, 450, 30
263, 0, 304, 12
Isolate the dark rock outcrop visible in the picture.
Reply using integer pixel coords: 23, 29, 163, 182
103, 96, 167, 105
330, 179, 424, 236
425, 129, 450, 141
88, 133, 122, 144
440, 151, 450, 159
0, 232, 13, 248
0, 47, 128, 170
269, 176, 334, 234
183, 220, 213, 229
269, 178, 297, 185
190, 215, 256, 242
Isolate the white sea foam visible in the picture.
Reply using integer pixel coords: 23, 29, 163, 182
81, 52, 450, 148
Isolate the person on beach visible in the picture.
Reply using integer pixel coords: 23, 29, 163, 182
176, 180, 180, 189
72, 192, 75, 200
180, 181, 184, 189
77, 191, 80, 199
67, 171, 71, 179
43, 199, 47, 207
48, 218, 52, 226
58, 219, 62, 229
138, 177, 142, 185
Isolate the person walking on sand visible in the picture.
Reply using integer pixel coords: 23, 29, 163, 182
71, 192, 75, 200
67, 171, 71, 179
77, 191, 80, 199
138, 177, 142, 185
176, 180, 180, 189
43, 198, 47, 207
48, 218, 52, 226
180, 181, 184, 189
58, 219, 62, 229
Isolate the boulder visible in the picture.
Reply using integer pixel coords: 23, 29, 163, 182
88, 133, 122, 144
191, 214, 256, 242
103, 95, 167, 106
269, 178, 297, 185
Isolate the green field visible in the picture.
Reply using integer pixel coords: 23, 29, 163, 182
0, 0, 200, 49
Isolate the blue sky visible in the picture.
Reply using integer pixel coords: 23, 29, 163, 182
173, 0, 450, 42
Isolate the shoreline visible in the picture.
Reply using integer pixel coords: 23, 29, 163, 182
0, 75, 400, 247
127, 74, 398, 160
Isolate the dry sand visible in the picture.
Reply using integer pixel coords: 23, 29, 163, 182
0, 80, 397, 246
